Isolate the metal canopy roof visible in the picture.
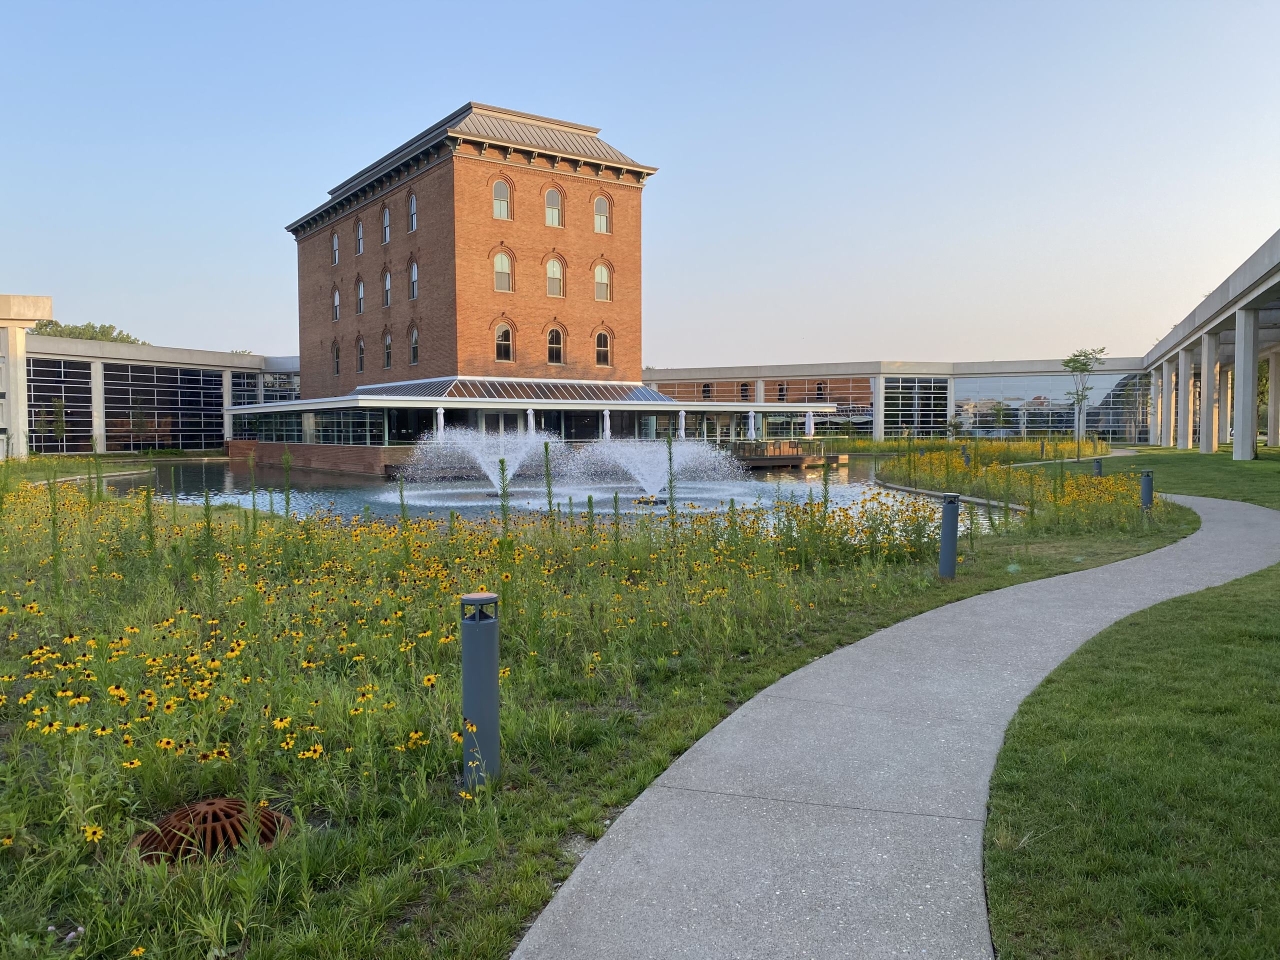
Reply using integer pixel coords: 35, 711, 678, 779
353, 376, 674, 404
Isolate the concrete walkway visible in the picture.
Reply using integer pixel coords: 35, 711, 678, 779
513, 496, 1280, 960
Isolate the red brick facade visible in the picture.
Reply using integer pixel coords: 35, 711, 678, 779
293, 112, 649, 400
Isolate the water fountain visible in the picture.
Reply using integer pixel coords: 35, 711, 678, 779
405, 427, 565, 489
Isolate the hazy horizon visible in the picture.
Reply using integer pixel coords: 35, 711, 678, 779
4, 1, 1279, 367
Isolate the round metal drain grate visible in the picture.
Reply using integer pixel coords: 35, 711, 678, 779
130, 798, 291, 863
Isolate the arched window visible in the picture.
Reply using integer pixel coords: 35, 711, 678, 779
701, 383, 712, 400
409, 261, 418, 300
816, 381, 826, 400
383, 332, 392, 369
383, 271, 391, 307
495, 324, 512, 362
546, 259, 563, 297
332, 341, 340, 376
594, 196, 611, 234
410, 327, 419, 365
547, 328, 563, 365
493, 181, 510, 220
408, 194, 417, 232
596, 331, 611, 367
777, 382, 788, 402
357, 338, 365, 373
594, 263, 612, 301
740, 382, 750, 401
331, 233, 339, 265
332, 289, 340, 322
545, 188, 562, 227
356, 221, 364, 255
381, 208, 390, 244
357, 279, 364, 314
494, 252, 512, 292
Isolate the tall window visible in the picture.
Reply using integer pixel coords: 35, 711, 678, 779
332, 341, 340, 376
410, 327, 419, 365
408, 194, 417, 232
545, 188, 562, 227
816, 381, 826, 400
332, 289, 340, 321
702, 383, 712, 400
331, 233, 339, 265
777, 383, 787, 401
356, 221, 364, 255
409, 261, 418, 300
382, 208, 390, 244
546, 259, 563, 297
594, 263, 612, 301
595, 331, 611, 367
383, 332, 392, 369
357, 338, 365, 373
495, 325, 512, 362
493, 181, 510, 220
594, 196, 611, 233
383, 271, 391, 307
357, 280, 364, 314
547, 328, 563, 364
740, 382, 750, 401
494, 252, 512, 292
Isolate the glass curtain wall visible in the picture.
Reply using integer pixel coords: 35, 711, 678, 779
103, 364, 225, 451
883, 377, 950, 437
952, 373, 1149, 442
26, 358, 93, 453
232, 412, 304, 443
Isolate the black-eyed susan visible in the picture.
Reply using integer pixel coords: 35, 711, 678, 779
81, 824, 104, 844
121, 758, 142, 769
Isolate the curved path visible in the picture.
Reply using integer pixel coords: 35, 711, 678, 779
514, 496, 1280, 960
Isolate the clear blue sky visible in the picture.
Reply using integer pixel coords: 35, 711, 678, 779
4, 0, 1280, 365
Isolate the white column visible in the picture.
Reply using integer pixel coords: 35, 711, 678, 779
1148, 368, 1162, 446
872, 376, 885, 441
1199, 332, 1219, 453
1, 325, 29, 459
754, 380, 764, 404
1219, 368, 1232, 445
602, 409, 611, 440
677, 410, 686, 439
221, 369, 233, 444
1269, 353, 1280, 447
1176, 347, 1192, 449
1161, 358, 1175, 446
90, 360, 106, 454
1234, 309, 1259, 460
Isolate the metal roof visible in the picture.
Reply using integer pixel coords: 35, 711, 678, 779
354, 376, 674, 404
451, 106, 639, 166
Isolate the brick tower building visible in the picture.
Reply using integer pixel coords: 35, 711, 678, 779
287, 103, 656, 400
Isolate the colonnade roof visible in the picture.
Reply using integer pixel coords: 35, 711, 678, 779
644, 358, 1145, 381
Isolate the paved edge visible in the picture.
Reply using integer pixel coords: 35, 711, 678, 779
512, 495, 1280, 960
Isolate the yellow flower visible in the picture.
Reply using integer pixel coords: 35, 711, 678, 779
156, 738, 175, 750
272, 716, 291, 730
81, 824, 104, 844
130, 949, 147, 957
422, 674, 438, 688
122, 758, 142, 769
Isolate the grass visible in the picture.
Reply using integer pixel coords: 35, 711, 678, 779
1061, 445, 1280, 511
985, 562, 1280, 959
0, 458, 1194, 959
986, 447, 1280, 958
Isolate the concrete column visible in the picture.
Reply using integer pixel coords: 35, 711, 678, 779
1219, 367, 1232, 445
1199, 332, 1219, 453
221, 369, 233, 443
1234, 309, 1259, 460
1161, 358, 1175, 446
1176, 347, 1192, 449
301, 411, 316, 444
1269, 352, 1280, 447
90, 360, 106, 454
754, 380, 764, 404
1148, 368, 1162, 445
0, 324, 29, 459
256, 372, 265, 405
871, 376, 885, 441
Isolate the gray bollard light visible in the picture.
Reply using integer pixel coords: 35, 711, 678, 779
1093, 458, 1103, 477
939, 493, 960, 580
460, 592, 501, 790
1140, 470, 1154, 511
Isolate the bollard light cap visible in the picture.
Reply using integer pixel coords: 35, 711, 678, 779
461, 592, 499, 604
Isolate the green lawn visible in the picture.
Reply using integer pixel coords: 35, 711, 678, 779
1064, 446, 1280, 510
986, 451, 1280, 959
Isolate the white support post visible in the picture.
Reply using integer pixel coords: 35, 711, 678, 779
1161, 358, 1175, 447
1199, 332, 1219, 453
1176, 347, 1192, 449
872, 376, 885, 442
221, 369, 233, 445
90, 360, 106, 454
1234, 309, 1259, 460
1219, 367, 1232, 445
1269, 353, 1280, 447
1148, 368, 1162, 446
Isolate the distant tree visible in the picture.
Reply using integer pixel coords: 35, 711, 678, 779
1062, 347, 1107, 461
30, 318, 148, 345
